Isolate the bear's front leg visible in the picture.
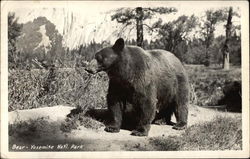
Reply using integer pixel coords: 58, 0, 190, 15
131, 94, 156, 136
104, 95, 123, 133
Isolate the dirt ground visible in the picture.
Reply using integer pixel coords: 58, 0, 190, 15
8, 105, 241, 151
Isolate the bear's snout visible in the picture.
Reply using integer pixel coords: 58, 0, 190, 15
85, 68, 95, 74
85, 59, 100, 74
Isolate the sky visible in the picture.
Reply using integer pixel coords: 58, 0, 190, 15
6, 1, 242, 49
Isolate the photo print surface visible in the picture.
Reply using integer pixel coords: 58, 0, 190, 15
1, 0, 249, 158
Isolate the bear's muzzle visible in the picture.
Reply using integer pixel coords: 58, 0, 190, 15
85, 59, 102, 74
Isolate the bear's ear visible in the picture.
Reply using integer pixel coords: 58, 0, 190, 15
112, 38, 125, 53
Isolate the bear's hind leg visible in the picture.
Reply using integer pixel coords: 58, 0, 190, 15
173, 105, 188, 130
172, 78, 189, 130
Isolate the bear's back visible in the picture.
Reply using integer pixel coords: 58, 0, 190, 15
125, 46, 187, 77
147, 49, 185, 73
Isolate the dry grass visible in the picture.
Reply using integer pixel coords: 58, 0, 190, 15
149, 116, 242, 151
8, 65, 241, 111
9, 117, 59, 143
8, 67, 108, 111
186, 65, 241, 106
8, 116, 103, 151
60, 112, 104, 133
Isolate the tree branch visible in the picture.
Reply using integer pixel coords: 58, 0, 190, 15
142, 23, 155, 32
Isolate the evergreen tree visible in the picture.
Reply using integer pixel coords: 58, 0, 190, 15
111, 7, 177, 47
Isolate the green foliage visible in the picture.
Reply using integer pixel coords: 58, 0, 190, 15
149, 116, 242, 150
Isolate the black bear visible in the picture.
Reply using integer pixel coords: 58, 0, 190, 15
85, 38, 189, 136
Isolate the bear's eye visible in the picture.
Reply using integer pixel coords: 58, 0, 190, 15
96, 55, 102, 63
103, 58, 107, 63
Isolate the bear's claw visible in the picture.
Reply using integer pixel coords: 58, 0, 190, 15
131, 130, 148, 136
104, 126, 120, 133
172, 122, 187, 130
166, 121, 176, 126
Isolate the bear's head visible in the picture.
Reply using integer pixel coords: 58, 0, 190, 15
85, 38, 125, 74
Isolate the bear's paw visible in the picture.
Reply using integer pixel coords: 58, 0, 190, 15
172, 122, 187, 130
131, 130, 148, 136
104, 126, 120, 133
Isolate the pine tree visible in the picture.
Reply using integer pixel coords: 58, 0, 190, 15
111, 7, 177, 47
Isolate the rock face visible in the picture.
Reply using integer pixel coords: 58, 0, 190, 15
16, 16, 64, 56
14, 8, 122, 49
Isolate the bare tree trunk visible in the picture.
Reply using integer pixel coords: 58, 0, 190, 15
204, 28, 210, 67
223, 50, 230, 69
223, 7, 233, 70
205, 45, 210, 67
136, 7, 143, 47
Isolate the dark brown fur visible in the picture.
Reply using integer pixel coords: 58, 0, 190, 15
85, 38, 189, 136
